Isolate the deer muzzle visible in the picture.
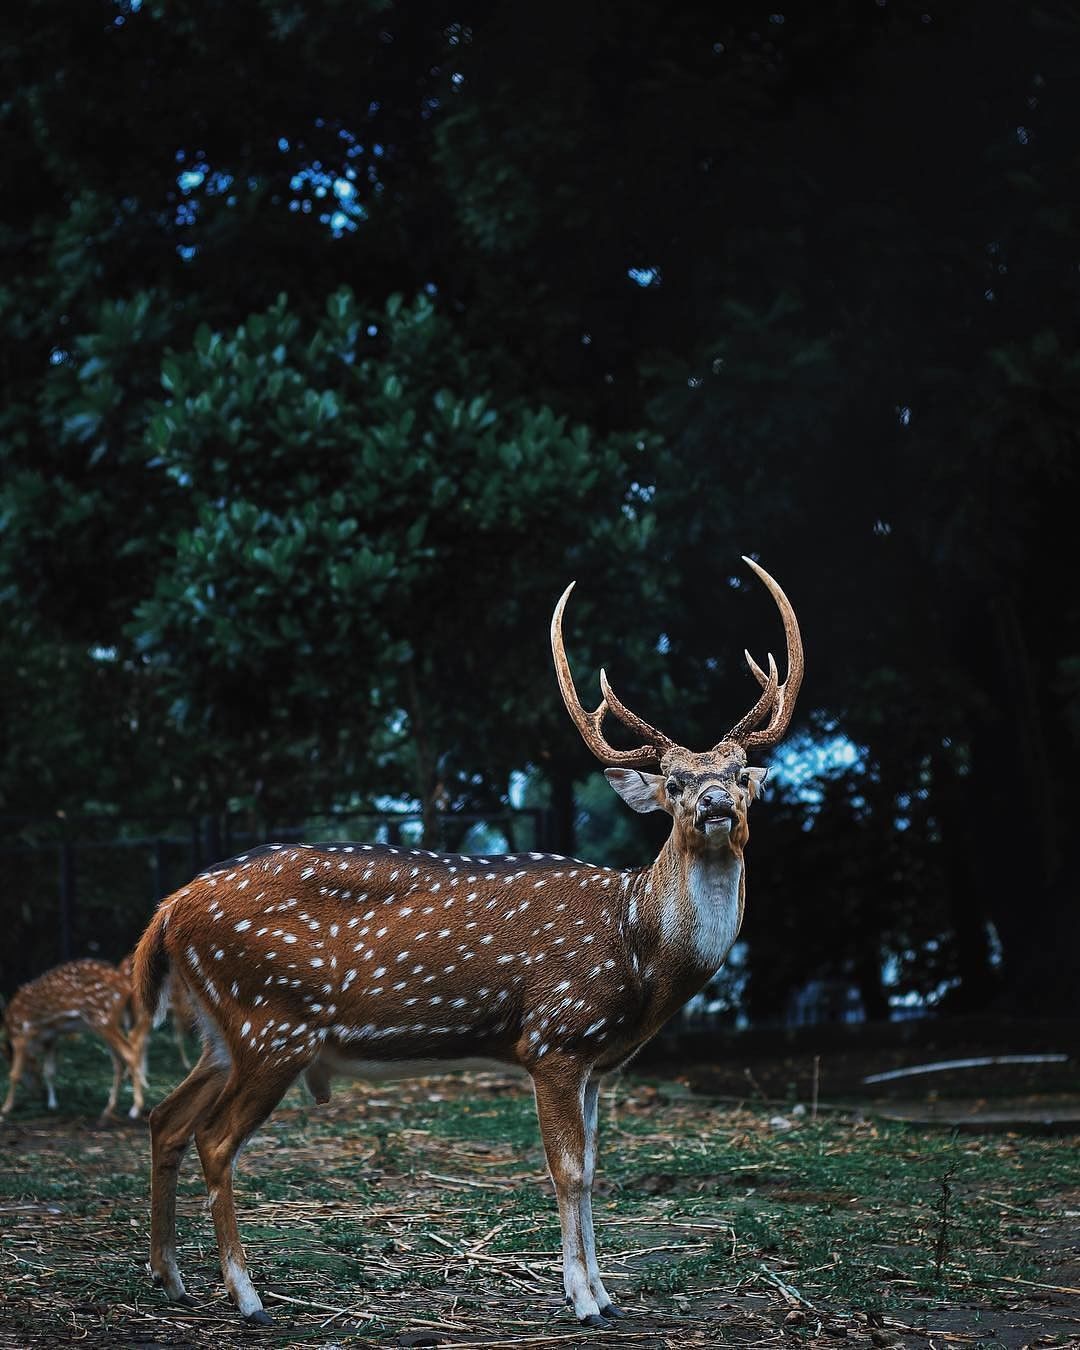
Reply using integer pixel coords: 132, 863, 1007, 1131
695, 790, 736, 836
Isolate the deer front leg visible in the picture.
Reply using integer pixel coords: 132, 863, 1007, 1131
173, 1015, 192, 1069
100, 1047, 125, 1119
581, 1076, 622, 1318
42, 1046, 59, 1110
532, 1061, 610, 1326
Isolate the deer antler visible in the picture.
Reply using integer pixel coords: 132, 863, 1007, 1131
717, 556, 804, 750
550, 582, 675, 768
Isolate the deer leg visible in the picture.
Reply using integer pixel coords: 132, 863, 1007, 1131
100, 1046, 126, 1119
148, 1054, 229, 1303
533, 1061, 608, 1325
131, 1018, 151, 1090
193, 1062, 299, 1324
125, 1034, 147, 1118
1, 1038, 28, 1115
42, 1045, 59, 1111
581, 1076, 622, 1317
100, 1027, 142, 1119
173, 1014, 192, 1070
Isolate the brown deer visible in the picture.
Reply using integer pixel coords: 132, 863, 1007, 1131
132, 556, 802, 1327
1, 958, 147, 1120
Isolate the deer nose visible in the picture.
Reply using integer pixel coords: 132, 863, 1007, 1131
696, 790, 734, 819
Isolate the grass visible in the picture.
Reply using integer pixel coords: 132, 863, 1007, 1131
0, 1033, 1077, 1347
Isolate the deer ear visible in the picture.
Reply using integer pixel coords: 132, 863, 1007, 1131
604, 768, 666, 814
740, 765, 768, 801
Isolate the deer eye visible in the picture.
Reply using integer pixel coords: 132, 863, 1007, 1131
665, 778, 683, 796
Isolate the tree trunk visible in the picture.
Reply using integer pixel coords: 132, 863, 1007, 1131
931, 750, 998, 1012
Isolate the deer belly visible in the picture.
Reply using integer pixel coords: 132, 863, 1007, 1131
312, 1045, 515, 1083
37, 1011, 98, 1037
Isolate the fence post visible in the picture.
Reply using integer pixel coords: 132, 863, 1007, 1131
58, 841, 76, 963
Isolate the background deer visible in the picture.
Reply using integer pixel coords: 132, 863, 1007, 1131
2, 958, 147, 1121
132, 556, 802, 1327
119, 953, 198, 1072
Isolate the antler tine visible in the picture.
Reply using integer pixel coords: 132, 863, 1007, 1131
717, 652, 779, 747
551, 583, 670, 769
744, 648, 769, 688
737, 556, 804, 750
599, 669, 675, 752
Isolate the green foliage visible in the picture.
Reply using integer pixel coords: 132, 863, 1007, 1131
3, 0, 1080, 1010
123, 287, 651, 817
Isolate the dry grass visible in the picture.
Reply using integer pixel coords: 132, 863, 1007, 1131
1, 1035, 1078, 1348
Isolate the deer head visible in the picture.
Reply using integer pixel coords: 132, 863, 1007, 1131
550, 556, 803, 857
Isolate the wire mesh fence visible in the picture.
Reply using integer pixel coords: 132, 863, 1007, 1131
0, 808, 553, 997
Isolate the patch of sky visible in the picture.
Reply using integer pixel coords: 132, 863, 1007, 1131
656, 632, 671, 655
49, 348, 70, 367
289, 163, 368, 237
768, 730, 864, 813
621, 479, 655, 522
90, 645, 118, 663
627, 266, 661, 288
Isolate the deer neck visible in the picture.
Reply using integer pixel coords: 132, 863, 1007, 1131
628, 835, 745, 982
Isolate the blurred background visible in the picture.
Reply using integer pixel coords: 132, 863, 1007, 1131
2, 0, 1078, 1038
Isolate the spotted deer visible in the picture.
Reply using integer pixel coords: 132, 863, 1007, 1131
132, 556, 802, 1327
1, 958, 147, 1120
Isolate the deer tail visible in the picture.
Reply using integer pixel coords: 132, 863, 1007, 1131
131, 906, 172, 1029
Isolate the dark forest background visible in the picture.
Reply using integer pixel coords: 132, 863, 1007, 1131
2, 0, 1078, 1022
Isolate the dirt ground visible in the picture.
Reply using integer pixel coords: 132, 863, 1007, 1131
1, 1064, 1078, 1350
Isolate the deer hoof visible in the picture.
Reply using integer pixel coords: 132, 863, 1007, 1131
173, 1293, 197, 1308
243, 1308, 274, 1326
599, 1303, 625, 1319
580, 1313, 612, 1329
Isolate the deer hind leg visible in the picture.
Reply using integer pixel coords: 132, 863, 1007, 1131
581, 1076, 621, 1318
532, 1059, 610, 1326
193, 1060, 300, 1324
100, 1026, 142, 1120
1, 1037, 29, 1115
148, 1052, 230, 1303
